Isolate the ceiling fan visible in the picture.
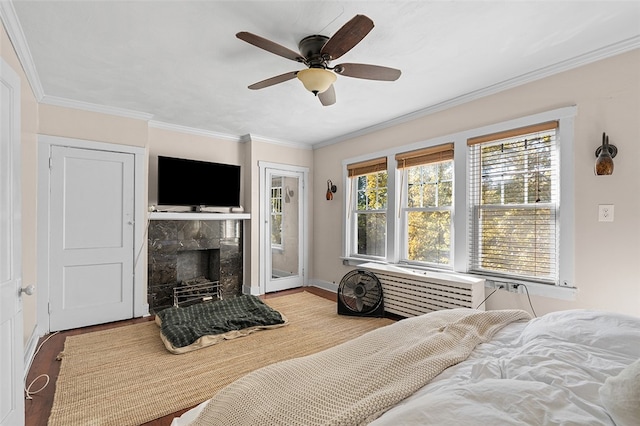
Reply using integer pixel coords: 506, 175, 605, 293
236, 14, 401, 106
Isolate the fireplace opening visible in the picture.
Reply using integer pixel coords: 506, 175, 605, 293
172, 249, 221, 308
177, 249, 220, 284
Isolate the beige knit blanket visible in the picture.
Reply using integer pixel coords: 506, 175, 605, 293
190, 308, 531, 426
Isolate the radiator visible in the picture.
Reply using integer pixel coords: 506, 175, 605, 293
358, 263, 486, 317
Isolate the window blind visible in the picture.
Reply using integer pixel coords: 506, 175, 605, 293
395, 143, 454, 218
396, 143, 454, 169
347, 157, 387, 177
468, 122, 559, 283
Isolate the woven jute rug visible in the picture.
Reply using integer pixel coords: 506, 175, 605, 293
48, 291, 394, 426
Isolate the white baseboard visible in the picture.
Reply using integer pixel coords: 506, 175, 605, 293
242, 281, 334, 296
23, 325, 40, 379
243, 284, 262, 296
307, 279, 338, 293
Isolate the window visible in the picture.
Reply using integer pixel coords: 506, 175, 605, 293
468, 121, 559, 284
347, 157, 387, 258
270, 177, 283, 247
341, 108, 574, 295
397, 144, 454, 266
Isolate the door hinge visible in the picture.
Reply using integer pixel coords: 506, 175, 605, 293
47, 302, 51, 314
49, 157, 53, 169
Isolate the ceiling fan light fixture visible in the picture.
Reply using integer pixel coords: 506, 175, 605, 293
297, 68, 336, 95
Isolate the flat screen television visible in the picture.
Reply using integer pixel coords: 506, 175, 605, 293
157, 156, 241, 208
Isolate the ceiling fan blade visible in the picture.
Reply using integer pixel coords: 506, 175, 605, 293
320, 15, 374, 60
248, 71, 298, 90
318, 84, 336, 106
236, 32, 304, 62
335, 63, 401, 81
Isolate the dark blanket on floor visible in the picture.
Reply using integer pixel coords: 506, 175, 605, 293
156, 295, 286, 349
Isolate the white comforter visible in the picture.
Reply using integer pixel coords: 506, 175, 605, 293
173, 309, 640, 425
371, 309, 640, 425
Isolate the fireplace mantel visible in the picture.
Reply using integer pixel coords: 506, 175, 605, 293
149, 212, 251, 221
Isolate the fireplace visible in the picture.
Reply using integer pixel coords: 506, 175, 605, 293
147, 218, 243, 313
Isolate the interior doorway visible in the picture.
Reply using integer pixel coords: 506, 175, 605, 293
37, 135, 147, 333
259, 162, 308, 294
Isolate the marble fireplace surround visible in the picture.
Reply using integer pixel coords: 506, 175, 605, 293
147, 212, 250, 313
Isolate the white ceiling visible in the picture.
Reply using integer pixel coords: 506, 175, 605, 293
7, 1, 640, 147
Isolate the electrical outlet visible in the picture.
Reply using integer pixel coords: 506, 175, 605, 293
598, 204, 614, 222
507, 283, 520, 293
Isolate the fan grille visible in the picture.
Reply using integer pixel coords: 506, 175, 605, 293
338, 270, 383, 313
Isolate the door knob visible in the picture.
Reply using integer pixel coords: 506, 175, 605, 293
20, 285, 35, 296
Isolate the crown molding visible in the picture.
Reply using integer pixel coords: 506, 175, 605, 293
149, 120, 243, 142
149, 123, 310, 150
241, 133, 313, 150
0, 0, 44, 100
313, 36, 640, 149
41, 95, 153, 121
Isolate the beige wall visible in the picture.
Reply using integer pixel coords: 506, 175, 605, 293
39, 104, 148, 147
313, 49, 640, 317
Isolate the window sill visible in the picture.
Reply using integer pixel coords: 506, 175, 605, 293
341, 257, 577, 302
341, 256, 387, 266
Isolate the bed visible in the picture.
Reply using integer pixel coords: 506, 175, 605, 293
171, 309, 640, 425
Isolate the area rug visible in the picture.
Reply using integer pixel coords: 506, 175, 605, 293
48, 291, 394, 426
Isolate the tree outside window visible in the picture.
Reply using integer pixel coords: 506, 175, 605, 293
468, 122, 559, 283
405, 161, 453, 265
347, 157, 388, 259
397, 143, 454, 267
355, 171, 387, 257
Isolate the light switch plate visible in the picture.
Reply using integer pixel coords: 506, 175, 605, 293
598, 204, 614, 222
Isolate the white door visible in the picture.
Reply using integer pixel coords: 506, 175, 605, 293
0, 57, 24, 426
265, 168, 305, 293
49, 146, 135, 331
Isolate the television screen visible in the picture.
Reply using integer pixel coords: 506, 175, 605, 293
157, 156, 241, 208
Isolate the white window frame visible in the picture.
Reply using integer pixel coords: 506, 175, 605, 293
348, 169, 389, 260
399, 159, 454, 268
342, 152, 398, 263
341, 106, 575, 300
468, 125, 559, 283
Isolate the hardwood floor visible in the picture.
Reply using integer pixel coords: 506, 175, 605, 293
24, 287, 335, 426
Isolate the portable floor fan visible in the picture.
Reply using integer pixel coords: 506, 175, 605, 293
337, 269, 384, 317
